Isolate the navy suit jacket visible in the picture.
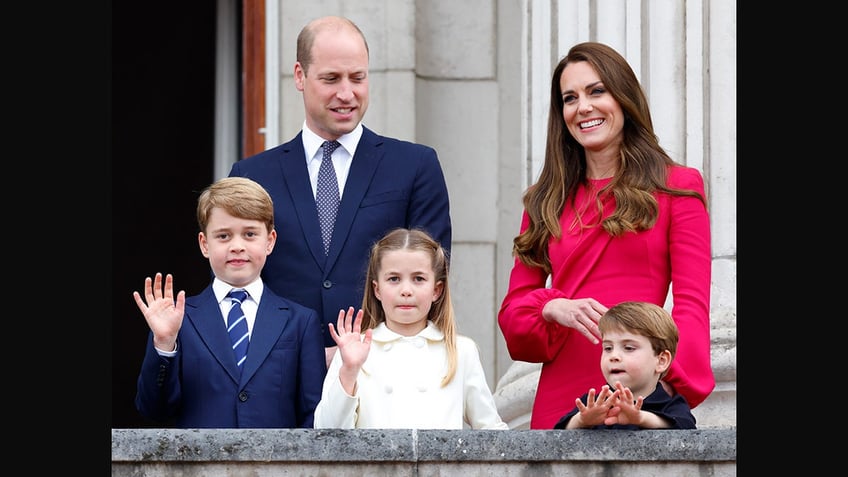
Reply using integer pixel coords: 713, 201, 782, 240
229, 126, 452, 346
135, 284, 327, 428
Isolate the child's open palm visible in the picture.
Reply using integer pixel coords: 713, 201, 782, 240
328, 307, 373, 369
132, 272, 185, 352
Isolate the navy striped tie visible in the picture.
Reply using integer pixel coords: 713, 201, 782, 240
226, 289, 250, 370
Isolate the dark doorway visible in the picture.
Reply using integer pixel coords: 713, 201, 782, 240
112, 2, 219, 428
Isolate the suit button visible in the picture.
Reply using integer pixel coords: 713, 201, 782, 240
238, 391, 248, 402
156, 364, 167, 386
322, 280, 332, 289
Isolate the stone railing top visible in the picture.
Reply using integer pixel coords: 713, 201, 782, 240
112, 428, 736, 463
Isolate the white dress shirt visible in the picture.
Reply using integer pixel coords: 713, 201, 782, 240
301, 122, 362, 199
212, 277, 263, 337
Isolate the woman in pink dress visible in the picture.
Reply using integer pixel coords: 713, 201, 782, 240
498, 42, 715, 429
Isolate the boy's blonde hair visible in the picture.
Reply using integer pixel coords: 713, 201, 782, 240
599, 301, 678, 376
196, 177, 275, 234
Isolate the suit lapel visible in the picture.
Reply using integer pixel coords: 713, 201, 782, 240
277, 128, 385, 270
278, 135, 327, 265
326, 127, 383, 265
186, 286, 242, 383
240, 289, 289, 385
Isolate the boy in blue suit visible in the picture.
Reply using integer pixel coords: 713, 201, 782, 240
229, 16, 452, 367
132, 177, 327, 428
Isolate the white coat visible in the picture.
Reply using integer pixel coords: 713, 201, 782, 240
314, 321, 509, 429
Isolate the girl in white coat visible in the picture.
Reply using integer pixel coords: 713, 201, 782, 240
314, 228, 508, 429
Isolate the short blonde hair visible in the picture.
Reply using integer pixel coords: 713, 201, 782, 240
599, 301, 679, 361
196, 177, 274, 234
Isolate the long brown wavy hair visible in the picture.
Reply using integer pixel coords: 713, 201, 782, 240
514, 42, 706, 274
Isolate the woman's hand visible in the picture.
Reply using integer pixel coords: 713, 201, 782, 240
542, 297, 608, 344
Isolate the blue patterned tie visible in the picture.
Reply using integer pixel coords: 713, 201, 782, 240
226, 289, 250, 370
316, 140, 341, 254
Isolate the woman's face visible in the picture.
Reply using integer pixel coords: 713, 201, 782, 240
559, 61, 624, 154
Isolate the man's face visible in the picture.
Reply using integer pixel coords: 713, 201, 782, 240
294, 26, 370, 140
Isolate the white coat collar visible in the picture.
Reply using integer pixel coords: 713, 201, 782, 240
371, 321, 444, 343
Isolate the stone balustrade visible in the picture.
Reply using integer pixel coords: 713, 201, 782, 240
112, 427, 737, 476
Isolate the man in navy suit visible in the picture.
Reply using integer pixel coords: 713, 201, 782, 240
230, 16, 452, 367
133, 177, 327, 428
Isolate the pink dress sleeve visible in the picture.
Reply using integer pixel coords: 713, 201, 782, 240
497, 211, 572, 363
662, 166, 715, 408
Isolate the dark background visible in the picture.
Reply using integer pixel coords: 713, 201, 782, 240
112, 2, 222, 428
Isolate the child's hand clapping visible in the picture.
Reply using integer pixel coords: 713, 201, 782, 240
603, 381, 645, 426
572, 384, 622, 427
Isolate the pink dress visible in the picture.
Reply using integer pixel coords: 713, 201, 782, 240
498, 166, 715, 429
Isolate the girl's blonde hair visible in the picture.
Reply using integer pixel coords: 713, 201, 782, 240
361, 228, 458, 386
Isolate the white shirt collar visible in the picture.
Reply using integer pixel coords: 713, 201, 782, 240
301, 121, 363, 162
212, 277, 264, 305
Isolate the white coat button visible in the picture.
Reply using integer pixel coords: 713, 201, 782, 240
384, 385, 393, 394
